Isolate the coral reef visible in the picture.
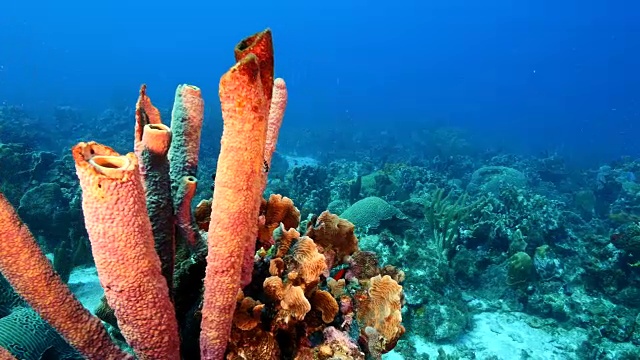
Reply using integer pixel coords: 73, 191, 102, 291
1, 16, 639, 360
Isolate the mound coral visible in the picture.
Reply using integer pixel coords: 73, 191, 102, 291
0, 28, 404, 360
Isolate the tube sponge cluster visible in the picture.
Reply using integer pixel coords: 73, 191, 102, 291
0, 28, 410, 360
0, 28, 288, 360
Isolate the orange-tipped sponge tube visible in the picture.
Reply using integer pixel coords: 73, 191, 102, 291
200, 53, 269, 360
234, 28, 274, 103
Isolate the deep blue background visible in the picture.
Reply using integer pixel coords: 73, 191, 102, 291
0, 0, 638, 165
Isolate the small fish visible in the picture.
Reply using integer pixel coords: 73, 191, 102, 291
332, 268, 347, 280
611, 233, 622, 243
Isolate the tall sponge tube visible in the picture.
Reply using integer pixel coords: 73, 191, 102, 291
200, 53, 269, 360
72, 142, 180, 360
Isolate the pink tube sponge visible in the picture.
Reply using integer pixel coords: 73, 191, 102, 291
200, 53, 269, 360
264, 77, 288, 169
72, 142, 180, 360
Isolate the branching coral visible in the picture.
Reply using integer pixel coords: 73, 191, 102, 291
425, 188, 484, 261
224, 211, 404, 359
264, 233, 331, 326
226, 226, 343, 357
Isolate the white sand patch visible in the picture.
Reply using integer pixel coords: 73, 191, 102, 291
67, 265, 104, 314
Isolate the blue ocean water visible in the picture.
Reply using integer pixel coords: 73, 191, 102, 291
1, 1, 638, 163
0, 1, 639, 359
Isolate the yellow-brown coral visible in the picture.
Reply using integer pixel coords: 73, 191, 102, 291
306, 211, 359, 263
264, 276, 285, 301
327, 277, 347, 297
273, 224, 300, 258
263, 230, 339, 332
258, 194, 301, 247
264, 275, 313, 325
194, 199, 212, 231
233, 294, 263, 331
227, 327, 280, 360
356, 275, 405, 354
281, 285, 311, 321
310, 290, 339, 323
269, 257, 285, 277
228, 291, 278, 358
289, 237, 327, 286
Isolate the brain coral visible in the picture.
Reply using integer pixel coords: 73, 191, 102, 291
466, 166, 527, 195
0, 307, 78, 359
340, 197, 407, 231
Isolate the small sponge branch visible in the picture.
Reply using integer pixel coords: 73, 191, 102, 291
264, 77, 288, 170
